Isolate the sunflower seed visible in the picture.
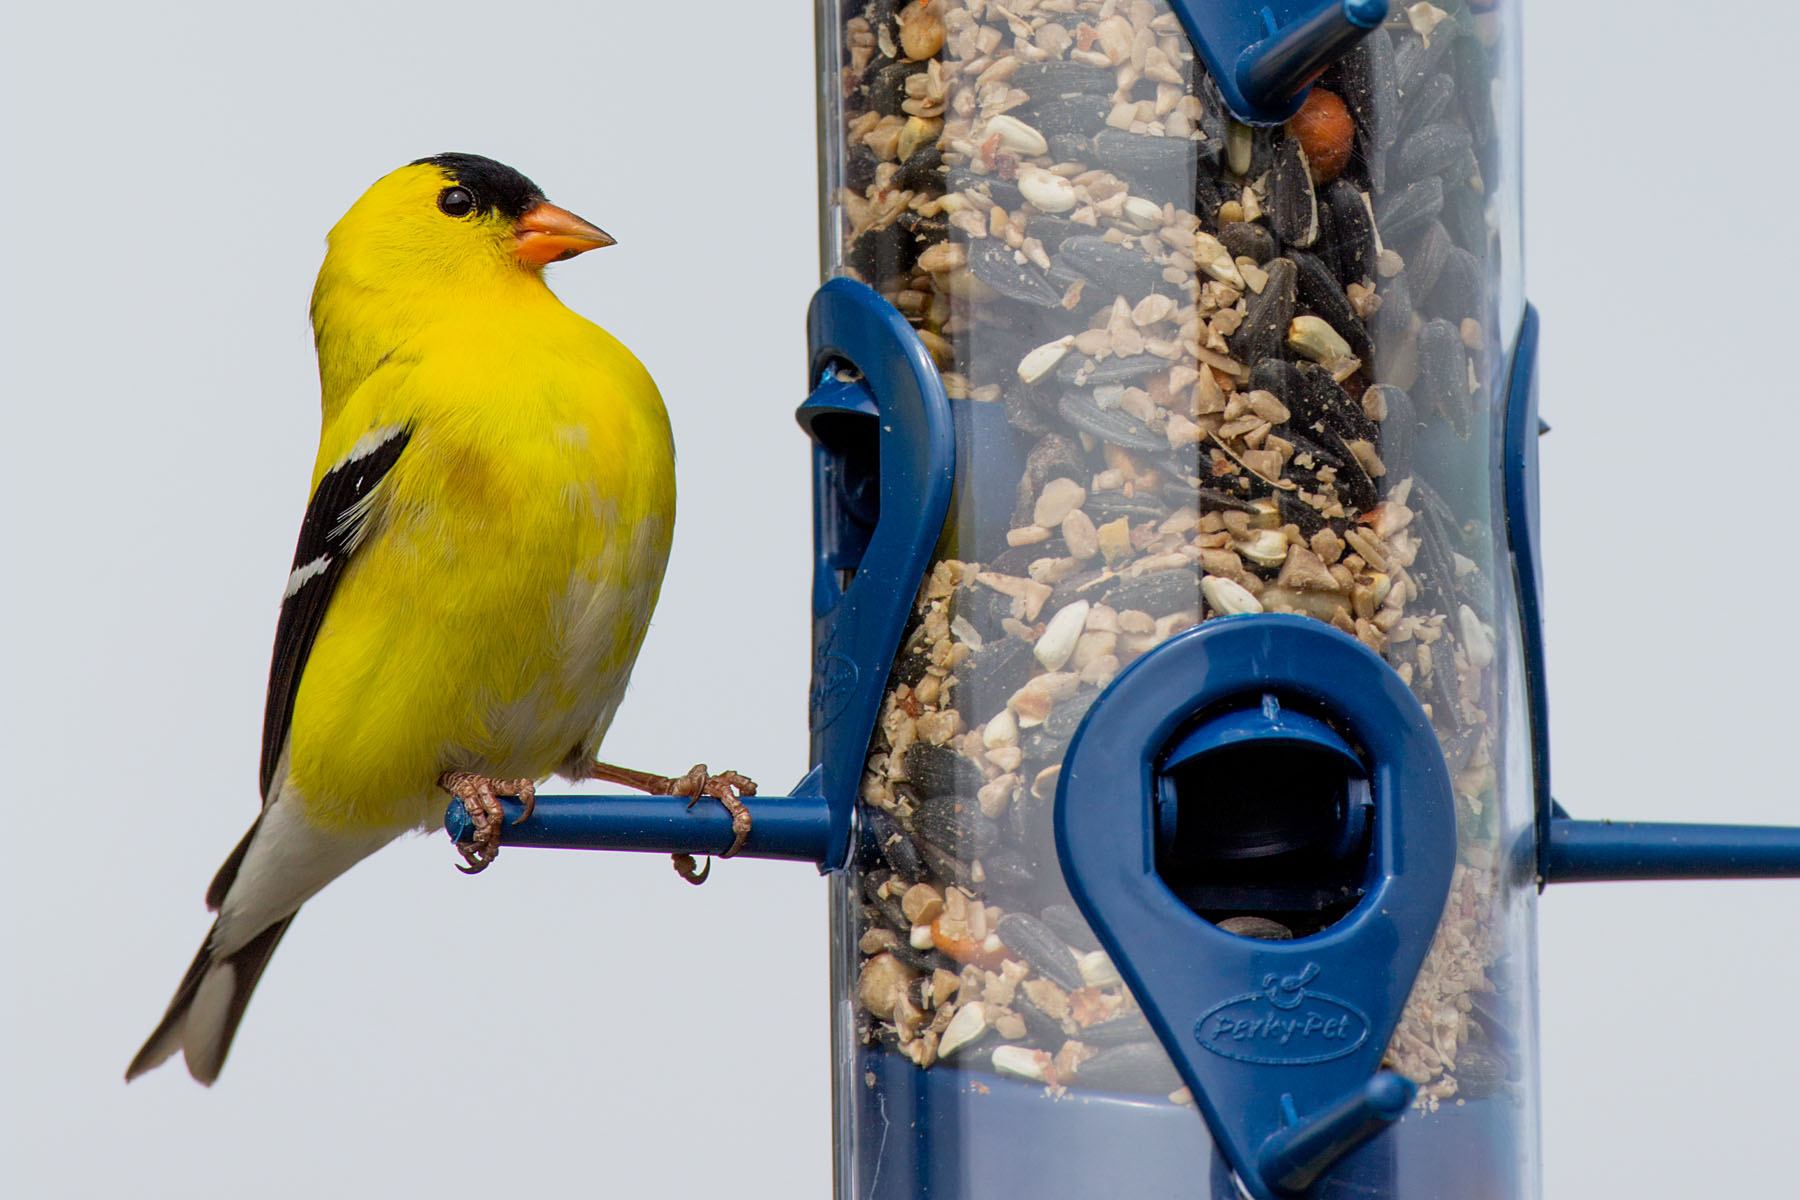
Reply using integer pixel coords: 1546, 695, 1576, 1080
915, 794, 1000, 858
1452, 31, 1494, 147
1073, 1042, 1184, 1093
1055, 352, 1166, 388
1058, 391, 1166, 452
1322, 180, 1377, 286
1023, 92, 1113, 138
902, 742, 981, 797
1394, 121, 1474, 186
893, 144, 946, 195
1394, 27, 1453, 98
1292, 250, 1372, 361
1426, 244, 1482, 319
1232, 257, 1298, 363
1376, 175, 1444, 244
1405, 219, 1453, 297
996, 912, 1085, 990
969, 240, 1065, 308
1339, 26, 1398, 149
1416, 317, 1471, 436
1036, 904, 1101, 953
1396, 71, 1456, 144
1217, 221, 1276, 264
869, 60, 924, 117
1009, 59, 1117, 96
1271, 137, 1319, 247
1090, 129, 1212, 194
1055, 236, 1171, 300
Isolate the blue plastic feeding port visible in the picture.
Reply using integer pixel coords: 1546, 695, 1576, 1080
1152, 690, 1375, 935
1057, 615, 1456, 1199
1155, 694, 1375, 936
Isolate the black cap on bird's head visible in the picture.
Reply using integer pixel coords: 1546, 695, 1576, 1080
411, 151, 615, 265
411, 153, 545, 221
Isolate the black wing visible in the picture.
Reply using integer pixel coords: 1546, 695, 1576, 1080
258, 425, 411, 798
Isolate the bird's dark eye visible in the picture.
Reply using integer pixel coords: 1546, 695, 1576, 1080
437, 186, 475, 217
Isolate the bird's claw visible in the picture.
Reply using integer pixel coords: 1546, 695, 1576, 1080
666, 765, 756, 884
580, 759, 758, 885
668, 765, 757, 857
671, 853, 711, 885
439, 772, 536, 874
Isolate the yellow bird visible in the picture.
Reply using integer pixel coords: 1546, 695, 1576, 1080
128, 153, 752, 1085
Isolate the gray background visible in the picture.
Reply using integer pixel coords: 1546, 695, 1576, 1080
3, 1, 1794, 1196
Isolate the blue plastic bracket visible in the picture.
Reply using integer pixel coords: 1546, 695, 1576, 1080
1167, 0, 1389, 125
800, 278, 957, 871
1056, 615, 1456, 1199
1496, 306, 1558, 884
1497, 306, 1800, 883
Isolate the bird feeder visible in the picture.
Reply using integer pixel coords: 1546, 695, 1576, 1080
446, 2, 1800, 1195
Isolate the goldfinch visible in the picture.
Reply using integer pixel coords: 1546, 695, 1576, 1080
128, 153, 752, 1085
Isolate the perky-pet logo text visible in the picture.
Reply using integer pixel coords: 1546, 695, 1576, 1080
1193, 963, 1371, 1066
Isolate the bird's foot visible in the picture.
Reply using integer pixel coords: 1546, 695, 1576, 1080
439, 772, 537, 874
581, 761, 757, 885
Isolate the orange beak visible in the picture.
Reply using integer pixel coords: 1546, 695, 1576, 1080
513, 201, 615, 265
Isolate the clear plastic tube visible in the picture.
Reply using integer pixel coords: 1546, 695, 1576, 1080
821, 2, 1535, 1195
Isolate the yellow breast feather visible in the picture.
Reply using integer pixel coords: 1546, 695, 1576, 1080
287, 310, 674, 832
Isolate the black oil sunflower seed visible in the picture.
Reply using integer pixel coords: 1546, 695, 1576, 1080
1427, 245, 1482, 320
955, 635, 1036, 713
914, 794, 1000, 858
1090, 128, 1214, 195
1057, 391, 1167, 453
1376, 175, 1444, 244
1009, 60, 1117, 96
1270, 137, 1319, 247
1396, 71, 1456, 144
1038, 904, 1102, 953
1405, 219, 1453, 298
1078, 1013, 1156, 1048
1232, 257, 1298, 363
996, 912, 1085, 990
1296, 361, 1379, 444
1054, 352, 1167, 388
1416, 317, 1472, 437
1054, 236, 1173, 300
1292, 251, 1372, 362
1103, 569, 1202, 618
901, 742, 982, 798
893, 145, 946, 195
870, 809, 925, 882
1394, 121, 1474, 186
1451, 29, 1494, 148
1023, 92, 1113, 138
1217, 220, 1276, 264
969, 240, 1065, 308
1073, 1042, 1185, 1094
870, 60, 923, 116
1340, 27, 1398, 144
